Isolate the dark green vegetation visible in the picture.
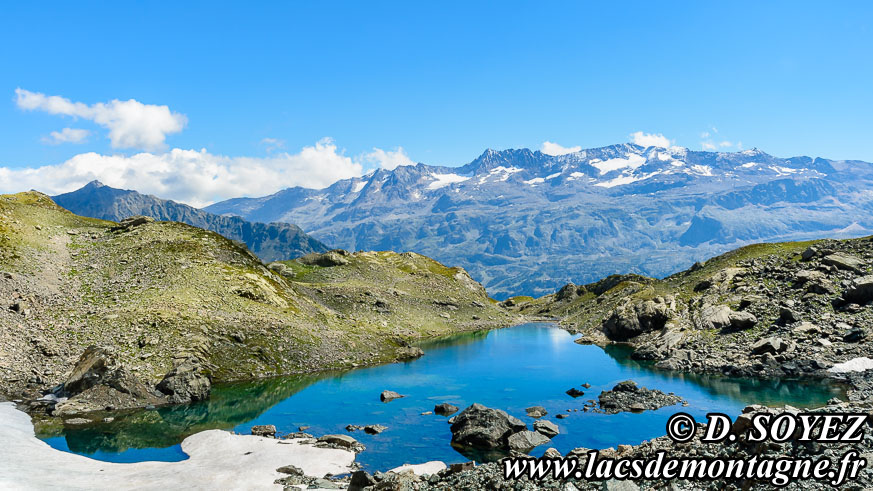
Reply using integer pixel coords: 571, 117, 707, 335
53, 180, 328, 262
0, 192, 517, 414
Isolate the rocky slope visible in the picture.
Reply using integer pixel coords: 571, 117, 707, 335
53, 180, 329, 262
0, 192, 517, 418
512, 235, 873, 385
205, 144, 873, 299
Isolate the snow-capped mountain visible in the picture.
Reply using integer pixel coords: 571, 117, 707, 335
205, 144, 873, 298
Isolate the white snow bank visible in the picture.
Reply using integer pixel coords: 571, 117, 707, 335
828, 357, 873, 373
0, 402, 355, 490
388, 461, 447, 476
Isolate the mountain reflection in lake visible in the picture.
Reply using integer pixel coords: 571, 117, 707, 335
40, 324, 845, 471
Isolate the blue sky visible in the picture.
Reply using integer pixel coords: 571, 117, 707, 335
1, 1, 871, 204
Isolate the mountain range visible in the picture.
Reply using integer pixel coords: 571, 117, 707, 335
202, 143, 873, 298
53, 181, 329, 262
50, 144, 873, 299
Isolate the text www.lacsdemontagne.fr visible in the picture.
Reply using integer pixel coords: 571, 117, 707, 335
503, 450, 866, 487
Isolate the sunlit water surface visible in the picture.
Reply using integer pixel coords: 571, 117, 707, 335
40, 323, 844, 471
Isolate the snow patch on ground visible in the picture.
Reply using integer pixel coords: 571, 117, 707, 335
352, 181, 367, 193
0, 402, 355, 490
388, 461, 447, 476
828, 357, 873, 373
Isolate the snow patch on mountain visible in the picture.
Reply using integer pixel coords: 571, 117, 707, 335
523, 172, 562, 186
591, 154, 647, 175
479, 166, 523, 184
595, 174, 644, 188
428, 173, 470, 190
689, 165, 714, 176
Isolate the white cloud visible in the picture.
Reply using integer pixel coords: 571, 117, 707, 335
541, 141, 581, 156
42, 128, 89, 145
15, 88, 187, 151
364, 147, 414, 170
700, 131, 710, 139
630, 131, 671, 148
0, 138, 364, 207
260, 137, 285, 153
700, 141, 717, 151
719, 140, 733, 147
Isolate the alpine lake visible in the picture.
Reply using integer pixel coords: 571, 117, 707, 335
38, 323, 845, 471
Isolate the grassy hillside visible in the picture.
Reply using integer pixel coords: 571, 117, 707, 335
0, 192, 517, 406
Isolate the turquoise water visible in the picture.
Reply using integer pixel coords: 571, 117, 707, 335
40, 323, 844, 471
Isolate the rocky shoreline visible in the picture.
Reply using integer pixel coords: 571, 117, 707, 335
510, 236, 873, 390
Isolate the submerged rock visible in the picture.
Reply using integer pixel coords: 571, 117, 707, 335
525, 406, 547, 418
434, 403, 459, 416
565, 388, 585, 398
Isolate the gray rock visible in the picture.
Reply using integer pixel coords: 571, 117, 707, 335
434, 403, 459, 415
602, 300, 671, 341
450, 403, 527, 450
533, 419, 559, 438
597, 380, 684, 414
603, 478, 640, 491
729, 310, 757, 330
751, 337, 787, 355
845, 276, 873, 304
801, 246, 819, 261
507, 431, 551, 451
396, 346, 424, 360
317, 434, 359, 449
542, 447, 562, 458
297, 250, 350, 267
276, 464, 304, 476
844, 327, 867, 343
364, 424, 387, 435
62, 346, 152, 398
155, 358, 211, 404
251, 424, 277, 437
380, 390, 404, 402
525, 406, 547, 418
348, 470, 377, 491
700, 305, 732, 330
823, 253, 865, 272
